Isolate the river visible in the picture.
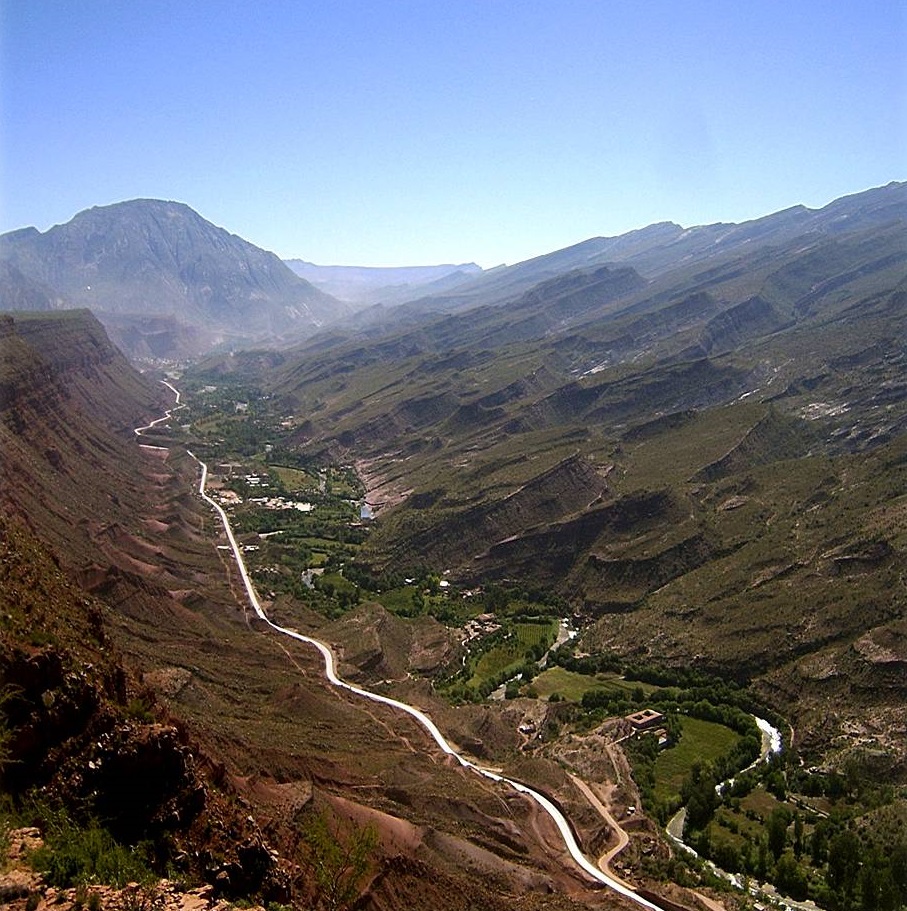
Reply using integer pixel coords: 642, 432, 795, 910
138, 383, 764, 911
186, 447, 666, 910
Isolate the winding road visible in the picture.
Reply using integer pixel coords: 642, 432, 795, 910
136, 382, 667, 909
188, 450, 666, 910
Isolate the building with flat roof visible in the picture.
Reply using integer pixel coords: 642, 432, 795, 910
625, 708, 665, 731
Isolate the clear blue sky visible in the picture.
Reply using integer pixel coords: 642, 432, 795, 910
1, 1, 904, 266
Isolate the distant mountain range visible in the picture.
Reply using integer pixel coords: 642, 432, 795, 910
1, 183, 904, 360
351, 181, 907, 326
284, 259, 484, 308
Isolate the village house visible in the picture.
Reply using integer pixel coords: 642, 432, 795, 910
625, 708, 670, 747
625, 708, 665, 732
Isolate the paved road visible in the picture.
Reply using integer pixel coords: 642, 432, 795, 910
187, 446, 667, 909
131, 381, 668, 911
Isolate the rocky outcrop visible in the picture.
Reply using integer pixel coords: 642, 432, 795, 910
467, 488, 685, 594
683, 295, 790, 357
577, 533, 715, 610
693, 408, 816, 482
0, 517, 291, 903
386, 454, 611, 572
0, 827, 277, 911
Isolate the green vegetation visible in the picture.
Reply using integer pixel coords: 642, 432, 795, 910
468, 621, 556, 689
0, 684, 16, 785
171, 382, 376, 617
437, 615, 558, 701
654, 716, 740, 804
28, 811, 155, 888
299, 812, 378, 911
532, 666, 620, 702
678, 751, 907, 908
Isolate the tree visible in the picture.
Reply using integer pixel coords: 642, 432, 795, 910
300, 812, 378, 911
774, 851, 808, 901
810, 820, 828, 866
888, 841, 907, 904
484, 584, 509, 614
518, 663, 536, 684
767, 807, 791, 860
712, 840, 741, 873
0, 684, 18, 783
793, 812, 804, 859
682, 762, 718, 833
827, 829, 861, 899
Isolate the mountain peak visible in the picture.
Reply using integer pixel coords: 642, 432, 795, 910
0, 199, 345, 358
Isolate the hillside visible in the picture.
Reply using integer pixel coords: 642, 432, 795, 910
1, 312, 654, 909
0, 201, 346, 359
187, 181, 907, 781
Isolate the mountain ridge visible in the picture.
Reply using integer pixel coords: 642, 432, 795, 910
2, 182, 904, 361
0, 199, 347, 359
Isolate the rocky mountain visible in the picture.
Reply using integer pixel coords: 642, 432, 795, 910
0, 260, 64, 312
0, 200, 346, 359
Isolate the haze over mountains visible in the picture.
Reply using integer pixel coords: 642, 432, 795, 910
2, 181, 904, 361
285, 259, 484, 308
0, 200, 345, 359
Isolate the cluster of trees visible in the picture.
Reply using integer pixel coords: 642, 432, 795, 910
580, 684, 647, 719
439, 617, 557, 702
682, 749, 907, 910
696, 809, 907, 909
549, 646, 623, 676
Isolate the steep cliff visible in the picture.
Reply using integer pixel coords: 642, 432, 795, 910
0, 310, 165, 562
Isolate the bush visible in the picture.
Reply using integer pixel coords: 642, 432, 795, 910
29, 815, 154, 888
125, 697, 155, 723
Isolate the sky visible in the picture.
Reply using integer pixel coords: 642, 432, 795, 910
1, 1, 904, 267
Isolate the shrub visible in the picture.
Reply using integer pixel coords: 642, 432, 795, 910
29, 815, 154, 888
125, 697, 155, 723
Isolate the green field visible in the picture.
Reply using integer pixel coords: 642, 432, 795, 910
654, 715, 741, 802
468, 621, 557, 689
532, 667, 605, 701
272, 465, 320, 490
532, 666, 657, 702
376, 585, 420, 614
